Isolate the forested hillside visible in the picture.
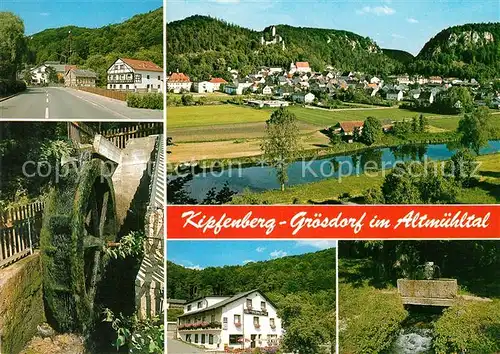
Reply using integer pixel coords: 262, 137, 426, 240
382, 48, 414, 64
166, 15, 403, 81
167, 247, 335, 300
26, 8, 163, 85
409, 22, 500, 79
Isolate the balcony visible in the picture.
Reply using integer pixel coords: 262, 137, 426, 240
178, 321, 221, 331
244, 308, 268, 316
107, 78, 134, 84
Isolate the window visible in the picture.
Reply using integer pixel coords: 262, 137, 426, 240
147, 75, 150, 79
119, 85, 122, 89
125, 85, 129, 90
223, 317, 228, 329
187, 305, 191, 311
229, 335, 243, 344
270, 318, 275, 328
195, 334, 198, 343
261, 301, 266, 310
209, 334, 214, 345
246, 299, 252, 309
135, 74, 142, 83
234, 314, 241, 326
254, 317, 260, 327
201, 334, 205, 344
186, 334, 191, 342
158, 75, 161, 80
197, 301, 202, 309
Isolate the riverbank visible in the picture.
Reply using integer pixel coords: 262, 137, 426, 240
230, 153, 500, 204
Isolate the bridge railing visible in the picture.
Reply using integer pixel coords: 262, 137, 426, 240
102, 123, 163, 149
0, 202, 44, 268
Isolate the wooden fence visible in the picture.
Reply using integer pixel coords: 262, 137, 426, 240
0, 202, 44, 268
77, 86, 127, 101
102, 123, 164, 149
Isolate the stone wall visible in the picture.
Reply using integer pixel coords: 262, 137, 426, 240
0, 252, 45, 354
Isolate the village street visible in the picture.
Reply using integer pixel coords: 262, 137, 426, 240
167, 339, 219, 353
0, 87, 162, 120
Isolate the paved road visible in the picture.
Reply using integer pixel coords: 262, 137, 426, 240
167, 339, 213, 354
0, 87, 162, 120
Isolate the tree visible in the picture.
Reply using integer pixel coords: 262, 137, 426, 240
360, 116, 382, 146
457, 106, 491, 154
45, 66, 58, 83
381, 161, 458, 204
181, 94, 194, 106
261, 108, 301, 191
0, 12, 27, 80
449, 149, 477, 187
23, 70, 34, 84
418, 114, 428, 133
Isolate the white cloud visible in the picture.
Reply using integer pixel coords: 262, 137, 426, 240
391, 33, 405, 39
407, 17, 419, 24
39, 12, 50, 16
295, 240, 337, 250
256, 247, 266, 253
186, 265, 204, 270
270, 250, 287, 259
243, 260, 255, 264
356, 5, 395, 16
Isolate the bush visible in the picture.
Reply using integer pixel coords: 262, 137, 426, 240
433, 300, 500, 354
0, 79, 27, 97
339, 281, 407, 353
126, 93, 163, 109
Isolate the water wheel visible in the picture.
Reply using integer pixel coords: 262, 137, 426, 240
40, 158, 118, 334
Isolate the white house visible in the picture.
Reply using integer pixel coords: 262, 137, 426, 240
386, 89, 404, 101
107, 58, 163, 93
224, 82, 252, 95
290, 61, 311, 74
262, 86, 273, 95
177, 290, 283, 351
209, 78, 228, 91
194, 81, 214, 93
292, 92, 315, 103
30, 61, 68, 84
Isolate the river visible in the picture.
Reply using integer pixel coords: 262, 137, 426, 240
172, 140, 500, 199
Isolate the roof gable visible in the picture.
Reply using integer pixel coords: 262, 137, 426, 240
120, 58, 163, 72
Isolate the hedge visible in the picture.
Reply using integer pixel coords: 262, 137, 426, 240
0, 80, 27, 97
126, 93, 163, 110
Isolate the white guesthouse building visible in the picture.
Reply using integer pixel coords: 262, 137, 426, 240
177, 290, 283, 350
107, 58, 163, 93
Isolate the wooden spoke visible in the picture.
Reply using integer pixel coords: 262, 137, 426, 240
98, 191, 109, 238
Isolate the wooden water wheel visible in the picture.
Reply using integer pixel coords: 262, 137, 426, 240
40, 158, 118, 334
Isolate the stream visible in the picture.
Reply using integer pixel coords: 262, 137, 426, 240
172, 140, 500, 200
387, 306, 444, 354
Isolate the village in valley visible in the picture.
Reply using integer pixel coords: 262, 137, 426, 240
166, 22, 500, 206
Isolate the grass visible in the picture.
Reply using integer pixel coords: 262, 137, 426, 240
339, 259, 407, 354
231, 153, 500, 205
167, 105, 269, 129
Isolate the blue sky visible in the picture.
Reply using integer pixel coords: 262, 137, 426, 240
167, 0, 499, 55
2, 0, 162, 35
167, 240, 336, 268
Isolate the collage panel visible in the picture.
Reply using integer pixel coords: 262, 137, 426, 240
0, 1, 163, 120
166, 240, 336, 354
167, 1, 499, 207
0, 121, 164, 353
338, 240, 500, 353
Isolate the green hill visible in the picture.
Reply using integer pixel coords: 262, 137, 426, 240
27, 8, 163, 85
409, 22, 500, 79
382, 48, 414, 64
166, 15, 403, 81
167, 247, 336, 300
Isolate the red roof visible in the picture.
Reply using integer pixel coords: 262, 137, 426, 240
339, 121, 364, 133
167, 73, 191, 83
121, 58, 163, 72
65, 65, 77, 72
209, 78, 227, 84
296, 62, 310, 68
